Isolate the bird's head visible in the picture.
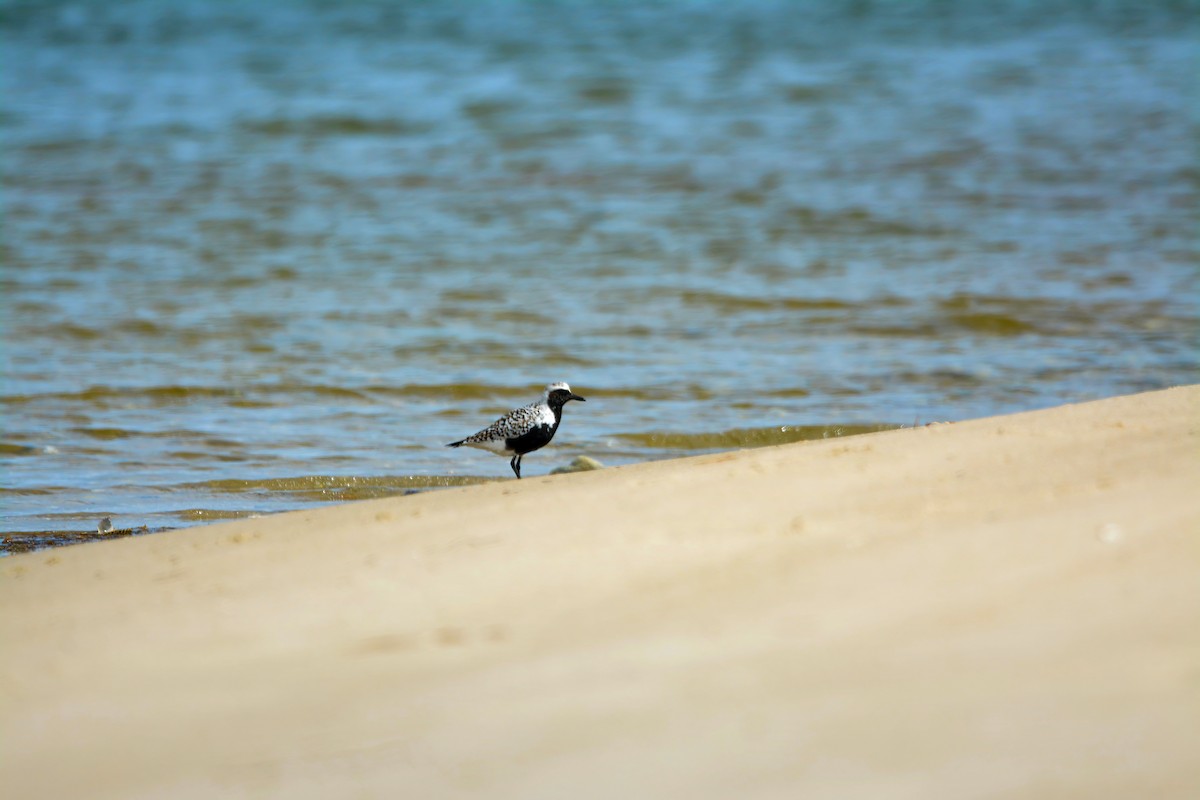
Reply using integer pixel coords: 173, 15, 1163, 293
544, 382, 586, 407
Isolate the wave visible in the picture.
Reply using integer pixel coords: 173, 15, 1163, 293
615, 424, 902, 450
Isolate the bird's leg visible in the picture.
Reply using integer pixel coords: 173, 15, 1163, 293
510, 454, 522, 479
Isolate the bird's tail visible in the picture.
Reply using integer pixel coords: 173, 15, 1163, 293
446, 440, 464, 448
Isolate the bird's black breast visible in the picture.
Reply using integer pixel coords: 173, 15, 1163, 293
506, 422, 557, 456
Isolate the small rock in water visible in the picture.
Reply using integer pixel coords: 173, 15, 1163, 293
97, 516, 113, 534
550, 456, 604, 474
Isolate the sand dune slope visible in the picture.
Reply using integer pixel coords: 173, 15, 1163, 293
3, 386, 1198, 799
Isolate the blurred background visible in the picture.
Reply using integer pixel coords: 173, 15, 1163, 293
2, 0, 1196, 537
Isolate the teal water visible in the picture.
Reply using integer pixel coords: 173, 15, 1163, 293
2, 1, 1197, 541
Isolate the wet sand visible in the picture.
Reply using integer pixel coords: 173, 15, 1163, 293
3, 386, 1198, 799
1, 526, 155, 556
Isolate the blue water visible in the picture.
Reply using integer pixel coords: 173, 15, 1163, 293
2, 0, 1196, 540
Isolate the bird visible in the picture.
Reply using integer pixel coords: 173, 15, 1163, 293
447, 382, 586, 478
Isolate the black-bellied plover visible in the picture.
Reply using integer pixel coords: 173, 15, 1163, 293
447, 382, 586, 478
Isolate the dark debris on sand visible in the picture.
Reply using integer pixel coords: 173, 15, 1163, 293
2, 526, 162, 556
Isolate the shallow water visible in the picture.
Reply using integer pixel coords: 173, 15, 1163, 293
2, 1, 1196, 543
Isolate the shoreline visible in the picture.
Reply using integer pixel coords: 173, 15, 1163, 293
3, 386, 1198, 798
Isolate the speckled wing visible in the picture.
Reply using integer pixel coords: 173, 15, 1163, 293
453, 402, 554, 453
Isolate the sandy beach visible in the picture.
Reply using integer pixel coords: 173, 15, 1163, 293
3, 385, 1198, 799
